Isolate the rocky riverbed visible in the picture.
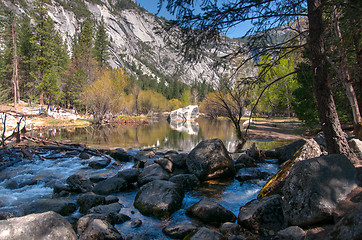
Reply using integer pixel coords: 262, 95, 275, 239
0, 136, 361, 240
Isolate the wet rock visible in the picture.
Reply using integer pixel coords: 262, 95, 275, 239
238, 195, 285, 233
116, 168, 139, 183
134, 149, 156, 162
108, 212, 131, 225
92, 177, 128, 195
77, 214, 108, 235
330, 204, 362, 240
0, 211, 77, 240
235, 154, 257, 169
282, 154, 357, 226
108, 148, 132, 162
246, 143, 265, 162
169, 174, 200, 190
265, 139, 308, 164
190, 227, 223, 240
162, 221, 199, 239
79, 218, 124, 240
0, 208, 24, 220
66, 174, 93, 193
186, 198, 236, 226
53, 181, 71, 194
88, 159, 111, 169
277, 226, 306, 240
134, 180, 184, 219
235, 170, 270, 182
186, 138, 235, 181
137, 163, 171, 186
88, 202, 123, 215
219, 222, 242, 238
258, 139, 322, 198
166, 153, 188, 168
155, 157, 174, 173
23, 199, 77, 216
131, 219, 142, 228
89, 176, 107, 183
79, 152, 91, 159
105, 195, 119, 204
77, 193, 105, 214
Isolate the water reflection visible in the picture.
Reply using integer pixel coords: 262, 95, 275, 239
31, 118, 294, 151
169, 120, 199, 135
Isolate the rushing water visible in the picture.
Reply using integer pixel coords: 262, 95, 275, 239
0, 118, 294, 239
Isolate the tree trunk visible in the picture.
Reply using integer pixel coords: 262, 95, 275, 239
11, 5, 19, 107
307, 0, 357, 162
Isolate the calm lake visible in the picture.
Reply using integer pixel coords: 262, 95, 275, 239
30, 117, 294, 152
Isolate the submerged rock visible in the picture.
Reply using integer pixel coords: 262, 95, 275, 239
162, 221, 199, 239
282, 154, 357, 226
186, 138, 235, 181
134, 180, 184, 219
0, 211, 77, 240
186, 198, 236, 226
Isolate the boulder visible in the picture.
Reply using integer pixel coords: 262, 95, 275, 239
0, 211, 77, 240
134, 180, 184, 219
88, 202, 123, 215
238, 195, 285, 233
78, 218, 124, 240
246, 143, 264, 162
235, 154, 257, 169
137, 163, 171, 186
116, 168, 139, 183
66, 174, 93, 193
88, 159, 111, 169
108, 148, 132, 162
77, 193, 105, 214
265, 139, 308, 164
219, 222, 242, 238
92, 177, 128, 195
79, 152, 91, 159
258, 139, 322, 198
236, 170, 271, 182
23, 199, 77, 216
330, 204, 362, 240
282, 154, 357, 226
77, 213, 130, 235
186, 198, 236, 226
130, 219, 142, 228
277, 226, 306, 240
186, 138, 235, 181
349, 138, 362, 162
134, 149, 156, 162
313, 132, 327, 153
155, 157, 174, 173
168, 105, 199, 121
162, 221, 199, 239
169, 174, 200, 190
189, 227, 223, 240
166, 153, 188, 168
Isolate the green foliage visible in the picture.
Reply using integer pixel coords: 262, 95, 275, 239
113, 0, 141, 10
39, 71, 59, 106
93, 17, 110, 68
55, 0, 91, 19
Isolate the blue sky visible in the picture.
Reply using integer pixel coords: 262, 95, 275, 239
134, 0, 253, 38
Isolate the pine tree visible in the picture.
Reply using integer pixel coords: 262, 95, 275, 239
93, 16, 110, 68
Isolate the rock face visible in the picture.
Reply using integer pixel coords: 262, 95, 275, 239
134, 180, 184, 219
0, 211, 77, 240
282, 154, 357, 226
238, 195, 285, 233
186, 138, 235, 181
168, 105, 199, 121
258, 139, 322, 198
186, 198, 237, 226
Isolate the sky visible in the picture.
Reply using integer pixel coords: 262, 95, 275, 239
134, 0, 253, 39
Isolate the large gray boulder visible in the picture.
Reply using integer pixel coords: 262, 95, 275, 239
265, 139, 309, 164
168, 105, 199, 121
92, 177, 128, 195
282, 154, 357, 226
238, 195, 285, 233
186, 138, 235, 181
0, 211, 77, 240
137, 163, 171, 186
186, 198, 236, 226
134, 180, 184, 219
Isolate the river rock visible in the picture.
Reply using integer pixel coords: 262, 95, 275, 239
116, 168, 139, 183
238, 195, 285, 233
66, 174, 93, 193
330, 204, 362, 240
134, 180, 184, 219
169, 174, 200, 190
108, 148, 132, 162
265, 139, 308, 164
186, 138, 235, 181
79, 152, 91, 159
92, 177, 128, 195
23, 199, 77, 216
282, 154, 357, 226
137, 163, 171, 186
235, 153, 257, 169
77, 213, 130, 235
166, 153, 188, 168
190, 227, 223, 240
0, 211, 77, 240
168, 105, 199, 121
130, 219, 142, 228
236, 169, 270, 182
313, 132, 327, 153
258, 139, 322, 198
79, 218, 124, 240
277, 226, 306, 240
162, 221, 199, 239
155, 157, 174, 173
219, 222, 242, 238
88, 202, 123, 215
186, 198, 236, 226
88, 159, 111, 169
77, 193, 105, 214
134, 149, 156, 162
349, 138, 362, 162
